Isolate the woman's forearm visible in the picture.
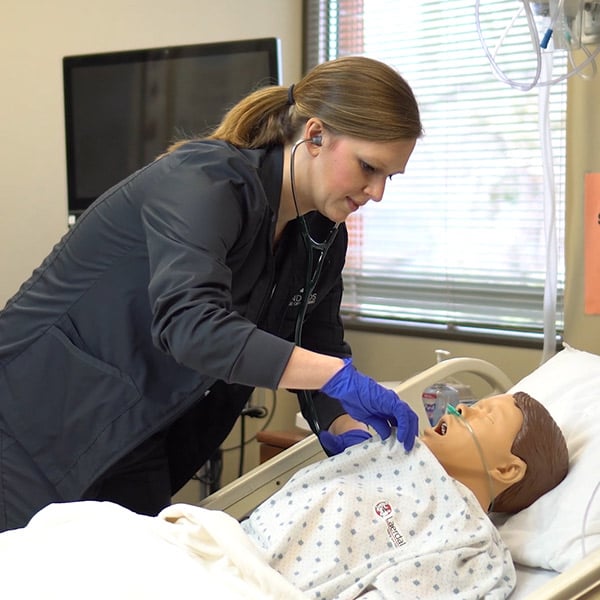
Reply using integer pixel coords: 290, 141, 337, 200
279, 348, 371, 436
277, 346, 345, 390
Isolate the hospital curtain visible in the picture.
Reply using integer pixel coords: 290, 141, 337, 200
303, 0, 567, 345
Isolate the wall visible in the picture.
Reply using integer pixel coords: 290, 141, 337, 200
564, 62, 600, 352
0, 0, 302, 305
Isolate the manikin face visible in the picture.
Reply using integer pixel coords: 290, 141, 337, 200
421, 394, 525, 482
297, 130, 416, 223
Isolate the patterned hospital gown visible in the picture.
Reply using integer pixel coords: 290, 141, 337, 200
242, 437, 515, 599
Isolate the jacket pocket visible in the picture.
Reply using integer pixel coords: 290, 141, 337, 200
2, 325, 142, 496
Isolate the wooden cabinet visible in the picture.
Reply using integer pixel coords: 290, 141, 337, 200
256, 428, 310, 463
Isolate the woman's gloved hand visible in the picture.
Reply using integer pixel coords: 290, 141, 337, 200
320, 358, 418, 451
318, 429, 372, 456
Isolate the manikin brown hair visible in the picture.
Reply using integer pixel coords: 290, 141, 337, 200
492, 391, 568, 513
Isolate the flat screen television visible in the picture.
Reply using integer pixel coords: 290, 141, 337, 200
63, 37, 281, 219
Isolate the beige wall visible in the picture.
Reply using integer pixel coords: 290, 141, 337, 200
2, 3, 599, 497
564, 63, 600, 353
0, 0, 302, 306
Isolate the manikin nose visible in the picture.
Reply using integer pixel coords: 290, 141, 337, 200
446, 404, 463, 419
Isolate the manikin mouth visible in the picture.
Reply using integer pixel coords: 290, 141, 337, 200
435, 420, 448, 436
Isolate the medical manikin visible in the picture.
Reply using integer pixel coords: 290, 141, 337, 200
0, 392, 568, 599
242, 391, 569, 599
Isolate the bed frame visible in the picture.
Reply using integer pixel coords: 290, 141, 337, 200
200, 357, 600, 600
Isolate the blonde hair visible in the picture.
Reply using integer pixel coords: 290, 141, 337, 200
168, 56, 422, 152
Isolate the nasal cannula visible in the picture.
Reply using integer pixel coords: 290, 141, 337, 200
445, 402, 496, 512
446, 404, 461, 418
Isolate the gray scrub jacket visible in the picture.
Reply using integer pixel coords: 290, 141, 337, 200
0, 140, 350, 502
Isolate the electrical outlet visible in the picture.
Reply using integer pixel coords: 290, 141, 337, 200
582, 2, 600, 44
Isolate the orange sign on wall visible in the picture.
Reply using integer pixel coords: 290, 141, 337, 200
584, 173, 600, 314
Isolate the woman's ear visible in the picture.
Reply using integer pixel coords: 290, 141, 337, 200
490, 455, 527, 488
304, 117, 325, 149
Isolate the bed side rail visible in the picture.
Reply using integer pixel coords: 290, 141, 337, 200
525, 547, 600, 600
199, 356, 513, 520
385, 356, 514, 434
199, 434, 325, 519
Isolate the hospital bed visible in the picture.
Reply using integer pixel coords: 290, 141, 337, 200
201, 348, 600, 600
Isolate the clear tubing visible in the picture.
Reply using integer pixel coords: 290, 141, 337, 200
474, 0, 598, 364
446, 406, 496, 512
543, 0, 567, 49
582, 478, 600, 557
475, 0, 599, 89
539, 43, 600, 85
475, 0, 542, 91
538, 51, 559, 365
568, 43, 599, 80
491, 4, 525, 59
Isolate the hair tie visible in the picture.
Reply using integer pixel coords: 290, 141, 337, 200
287, 84, 295, 106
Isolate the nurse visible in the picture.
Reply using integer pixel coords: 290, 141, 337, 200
0, 55, 423, 531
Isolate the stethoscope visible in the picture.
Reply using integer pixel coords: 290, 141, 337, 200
289, 136, 340, 438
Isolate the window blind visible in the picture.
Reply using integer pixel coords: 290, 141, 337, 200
304, 0, 566, 344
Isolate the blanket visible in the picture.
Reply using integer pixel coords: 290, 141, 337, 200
0, 500, 305, 600
242, 437, 516, 599
0, 437, 516, 599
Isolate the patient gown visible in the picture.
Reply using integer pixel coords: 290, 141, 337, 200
242, 437, 516, 600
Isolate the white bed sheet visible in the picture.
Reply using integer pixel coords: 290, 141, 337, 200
0, 500, 307, 600
512, 565, 556, 599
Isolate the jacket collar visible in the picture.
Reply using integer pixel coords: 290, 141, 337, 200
255, 144, 283, 216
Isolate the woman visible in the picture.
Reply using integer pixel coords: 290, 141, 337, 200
0, 56, 423, 531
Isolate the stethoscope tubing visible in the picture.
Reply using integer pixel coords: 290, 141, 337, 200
289, 137, 340, 440
294, 230, 337, 441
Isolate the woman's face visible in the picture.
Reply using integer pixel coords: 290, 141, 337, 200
421, 393, 524, 479
302, 134, 416, 223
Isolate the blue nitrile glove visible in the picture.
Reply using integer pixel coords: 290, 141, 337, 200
320, 358, 419, 451
318, 429, 372, 456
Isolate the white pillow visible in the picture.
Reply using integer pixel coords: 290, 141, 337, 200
493, 344, 600, 572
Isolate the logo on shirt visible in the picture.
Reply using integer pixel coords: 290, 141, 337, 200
289, 288, 317, 307
374, 501, 406, 548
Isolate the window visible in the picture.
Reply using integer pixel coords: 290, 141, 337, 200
304, 0, 567, 346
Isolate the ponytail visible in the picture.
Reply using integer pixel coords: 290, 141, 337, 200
166, 55, 423, 153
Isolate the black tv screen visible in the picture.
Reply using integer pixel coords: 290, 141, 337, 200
63, 37, 281, 217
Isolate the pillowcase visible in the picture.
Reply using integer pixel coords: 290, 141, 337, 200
493, 344, 600, 572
